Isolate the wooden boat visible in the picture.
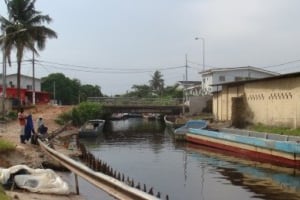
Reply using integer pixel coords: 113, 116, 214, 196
174, 120, 207, 140
143, 113, 155, 120
164, 115, 185, 130
186, 128, 300, 168
78, 119, 105, 138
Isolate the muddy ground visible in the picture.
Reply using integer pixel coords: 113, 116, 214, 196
0, 105, 85, 200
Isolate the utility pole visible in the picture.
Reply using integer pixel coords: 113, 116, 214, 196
53, 81, 56, 104
185, 54, 188, 81
32, 51, 36, 105
195, 37, 205, 71
182, 54, 189, 115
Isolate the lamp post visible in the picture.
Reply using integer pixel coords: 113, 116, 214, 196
195, 37, 205, 72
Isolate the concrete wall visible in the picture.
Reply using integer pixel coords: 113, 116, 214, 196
189, 95, 212, 115
213, 76, 300, 128
244, 77, 300, 128
213, 85, 244, 121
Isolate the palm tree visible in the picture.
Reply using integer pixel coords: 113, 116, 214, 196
149, 70, 164, 96
0, 0, 57, 106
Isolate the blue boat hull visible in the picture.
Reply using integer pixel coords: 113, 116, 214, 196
187, 128, 300, 168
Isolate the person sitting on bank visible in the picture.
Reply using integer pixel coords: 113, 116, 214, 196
36, 117, 48, 135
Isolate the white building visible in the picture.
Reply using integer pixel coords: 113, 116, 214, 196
0, 73, 41, 92
199, 66, 279, 94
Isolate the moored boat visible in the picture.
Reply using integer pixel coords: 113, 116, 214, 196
174, 120, 207, 140
164, 115, 185, 130
78, 119, 105, 138
186, 128, 300, 168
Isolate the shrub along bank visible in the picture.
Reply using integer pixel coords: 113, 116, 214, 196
56, 102, 109, 126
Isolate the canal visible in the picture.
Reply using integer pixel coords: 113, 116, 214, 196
78, 118, 300, 200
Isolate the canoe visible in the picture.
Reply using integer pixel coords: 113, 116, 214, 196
78, 119, 105, 138
174, 120, 207, 140
164, 115, 185, 129
186, 128, 300, 168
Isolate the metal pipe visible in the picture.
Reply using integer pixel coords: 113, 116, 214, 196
38, 139, 160, 200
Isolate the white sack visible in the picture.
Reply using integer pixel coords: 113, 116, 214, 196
0, 165, 70, 195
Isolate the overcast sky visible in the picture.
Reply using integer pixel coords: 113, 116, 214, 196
1, 0, 300, 95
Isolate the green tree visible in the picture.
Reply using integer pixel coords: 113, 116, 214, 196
41, 73, 103, 105
149, 70, 164, 96
163, 83, 183, 98
125, 84, 151, 97
41, 73, 78, 105
0, 0, 57, 106
80, 84, 103, 102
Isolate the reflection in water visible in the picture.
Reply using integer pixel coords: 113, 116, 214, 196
79, 118, 300, 200
186, 144, 300, 200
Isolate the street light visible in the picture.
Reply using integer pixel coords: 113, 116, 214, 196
195, 37, 205, 72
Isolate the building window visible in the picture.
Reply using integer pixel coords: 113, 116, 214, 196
9, 81, 14, 88
235, 76, 243, 81
219, 75, 225, 82
27, 85, 32, 90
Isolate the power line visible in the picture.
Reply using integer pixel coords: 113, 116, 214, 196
35, 63, 188, 74
262, 59, 300, 69
36, 59, 185, 72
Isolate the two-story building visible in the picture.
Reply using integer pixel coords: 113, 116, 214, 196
0, 73, 50, 106
178, 66, 279, 115
200, 66, 279, 94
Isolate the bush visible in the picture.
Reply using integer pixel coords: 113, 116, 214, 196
0, 185, 10, 200
6, 111, 17, 120
55, 111, 72, 125
56, 102, 105, 126
0, 139, 15, 152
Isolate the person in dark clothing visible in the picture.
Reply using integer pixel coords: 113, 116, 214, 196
24, 114, 35, 142
36, 117, 48, 135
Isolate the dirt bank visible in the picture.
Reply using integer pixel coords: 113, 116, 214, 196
0, 104, 85, 200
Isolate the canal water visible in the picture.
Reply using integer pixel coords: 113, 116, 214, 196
78, 118, 300, 200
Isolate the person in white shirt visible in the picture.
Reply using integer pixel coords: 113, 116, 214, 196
36, 117, 47, 134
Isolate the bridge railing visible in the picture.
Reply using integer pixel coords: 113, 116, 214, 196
87, 97, 183, 106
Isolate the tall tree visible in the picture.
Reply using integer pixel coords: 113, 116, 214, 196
149, 70, 164, 96
0, 0, 57, 106
129, 84, 151, 97
41, 73, 76, 105
80, 84, 103, 102
41, 73, 103, 105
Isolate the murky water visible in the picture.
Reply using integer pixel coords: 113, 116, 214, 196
78, 118, 300, 200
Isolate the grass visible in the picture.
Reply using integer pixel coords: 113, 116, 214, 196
0, 186, 10, 200
0, 140, 14, 200
248, 123, 300, 136
0, 139, 15, 152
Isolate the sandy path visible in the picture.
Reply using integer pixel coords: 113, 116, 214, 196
0, 104, 86, 200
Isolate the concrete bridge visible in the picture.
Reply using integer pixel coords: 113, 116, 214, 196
87, 97, 188, 114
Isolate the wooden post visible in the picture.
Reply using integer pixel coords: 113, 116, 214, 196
74, 173, 79, 195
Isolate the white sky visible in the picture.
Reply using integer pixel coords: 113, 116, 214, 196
1, 0, 300, 95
